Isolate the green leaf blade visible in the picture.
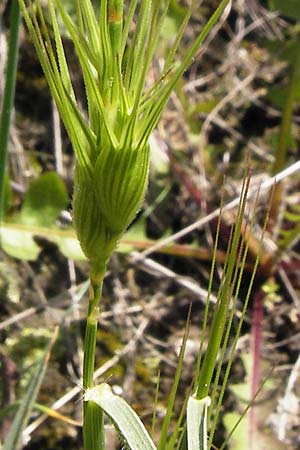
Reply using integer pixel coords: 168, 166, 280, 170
85, 383, 157, 450
19, 172, 68, 227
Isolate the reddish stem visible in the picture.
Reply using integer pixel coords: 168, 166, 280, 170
249, 288, 265, 449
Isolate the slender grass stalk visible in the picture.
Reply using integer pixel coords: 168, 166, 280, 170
193, 192, 224, 391
82, 277, 105, 449
208, 199, 264, 447
268, 37, 300, 227
0, 0, 20, 223
157, 308, 191, 450
195, 176, 250, 400
272, 44, 300, 176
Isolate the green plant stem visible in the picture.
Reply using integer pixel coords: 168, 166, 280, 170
83, 278, 103, 389
272, 45, 300, 176
196, 177, 249, 400
83, 274, 105, 450
0, 0, 20, 222
83, 400, 105, 450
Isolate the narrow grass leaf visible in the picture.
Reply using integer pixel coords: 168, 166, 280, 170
173, 0, 230, 81
158, 307, 191, 450
208, 249, 247, 443
48, 0, 73, 94
162, 6, 192, 74
0, 0, 20, 222
131, 0, 170, 114
120, 0, 138, 59
166, 394, 189, 450
3, 331, 57, 450
79, 0, 102, 59
124, 0, 152, 95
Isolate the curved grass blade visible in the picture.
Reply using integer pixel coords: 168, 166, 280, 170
3, 329, 58, 450
187, 395, 211, 450
84, 383, 156, 450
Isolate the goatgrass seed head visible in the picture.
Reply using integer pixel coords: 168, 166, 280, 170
73, 142, 150, 274
18, 0, 230, 274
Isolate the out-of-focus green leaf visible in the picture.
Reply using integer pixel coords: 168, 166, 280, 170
161, 0, 188, 39
223, 412, 248, 450
19, 171, 68, 227
119, 219, 148, 253
267, 86, 284, 108
0, 224, 40, 260
0, 222, 84, 261
52, 234, 85, 260
230, 383, 250, 403
269, 0, 300, 20
192, 100, 219, 115
3, 176, 64, 262
267, 83, 300, 109
264, 39, 300, 64
267, 129, 296, 155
